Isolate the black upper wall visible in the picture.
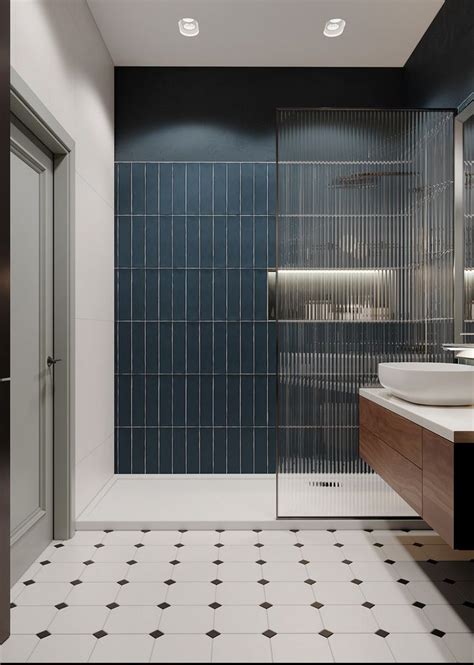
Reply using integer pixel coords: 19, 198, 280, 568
404, 0, 474, 109
115, 67, 404, 162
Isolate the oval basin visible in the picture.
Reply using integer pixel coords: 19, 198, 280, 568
378, 362, 474, 406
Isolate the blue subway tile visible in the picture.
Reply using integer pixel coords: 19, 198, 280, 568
254, 269, 267, 320
213, 322, 226, 373
173, 270, 186, 320
145, 270, 159, 320
159, 428, 172, 473
172, 322, 185, 374
186, 270, 200, 321
145, 217, 159, 267
159, 376, 172, 426
187, 376, 200, 426
200, 216, 213, 267
213, 163, 226, 214
255, 429, 267, 473
227, 429, 240, 473
132, 428, 145, 473
254, 376, 267, 426
227, 270, 240, 321
240, 323, 254, 374
132, 375, 145, 426
145, 163, 159, 214
268, 163, 276, 215
117, 216, 131, 267
200, 376, 213, 426
254, 163, 267, 215
146, 322, 159, 373
186, 428, 200, 473
200, 429, 213, 473
132, 321, 145, 374
241, 376, 254, 426
268, 428, 276, 472
227, 163, 240, 214
173, 377, 186, 426
159, 323, 172, 373
213, 216, 226, 268
117, 376, 131, 426
240, 270, 254, 320
227, 215, 240, 267
213, 376, 227, 426
132, 269, 145, 319
200, 270, 213, 320
118, 163, 131, 214
159, 216, 172, 267
159, 270, 172, 320
200, 322, 213, 373
118, 322, 131, 373
254, 216, 267, 268
213, 428, 226, 473
227, 376, 240, 426
268, 323, 276, 373
240, 216, 253, 268
117, 428, 131, 473
173, 216, 186, 267
254, 322, 267, 374
186, 163, 200, 215
227, 322, 240, 374
159, 164, 172, 215
186, 322, 200, 373
268, 216, 276, 267
267, 375, 276, 426
241, 163, 254, 214
145, 376, 159, 426
145, 428, 159, 473
132, 163, 145, 214
172, 163, 186, 214
186, 216, 200, 267
117, 269, 132, 320
241, 428, 254, 473
199, 164, 213, 214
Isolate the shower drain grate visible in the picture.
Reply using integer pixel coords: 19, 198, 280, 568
308, 480, 342, 488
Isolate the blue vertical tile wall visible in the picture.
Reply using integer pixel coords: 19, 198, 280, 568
115, 162, 276, 473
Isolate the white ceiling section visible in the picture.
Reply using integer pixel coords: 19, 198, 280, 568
87, 0, 444, 67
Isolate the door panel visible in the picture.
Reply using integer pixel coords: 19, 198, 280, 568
10, 119, 54, 584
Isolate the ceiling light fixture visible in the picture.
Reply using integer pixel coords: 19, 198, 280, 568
323, 18, 346, 38
178, 17, 199, 37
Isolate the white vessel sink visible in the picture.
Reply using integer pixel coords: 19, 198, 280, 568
378, 362, 474, 406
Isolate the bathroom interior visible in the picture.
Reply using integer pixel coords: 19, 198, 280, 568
2, 0, 474, 662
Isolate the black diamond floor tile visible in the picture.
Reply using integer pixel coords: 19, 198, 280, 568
107, 603, 119, 610
93, 630, 107, 639
211, 579, 222, 586
117, 579, 129, 586
70, 579, 82, 586
351, 579, 363, 585
127, 560, 137, 566
362, 601, 374, 609
209, 602, 221, 609
413, 601, 426, 609
36, 631, 51, 639
55, 603, 68, 610
312, 601, 324, 609
207, 630, 220, 639
260, 602, 272, 609
258, 579, 269, 585
319, 629, 333, 638
150, 630, 164, 639
158, 602, 170, 610
375, 629, 389, 638
431, 629, 446, 638
263, 630, 276, 638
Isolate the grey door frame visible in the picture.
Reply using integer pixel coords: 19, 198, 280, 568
10, 67, 75, 540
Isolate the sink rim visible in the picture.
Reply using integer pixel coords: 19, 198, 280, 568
379, 362, 474, 373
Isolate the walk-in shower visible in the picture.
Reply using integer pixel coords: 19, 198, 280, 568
276, 109, 454, 517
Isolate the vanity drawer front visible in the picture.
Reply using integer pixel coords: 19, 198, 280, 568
360, 397, 423, 467
360, 426, 422, 514
422, 429, 454, 548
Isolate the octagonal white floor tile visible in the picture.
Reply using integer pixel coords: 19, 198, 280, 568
321, 605, 378, 633
47, 606, 109, 634
14, 583, 71, 607
127, 562, 174, 582
211, 634, 272, 663
66, 582, 119, 606
372, 604, 434, 633
258, 546, 301, 563
141, 531, 182, 546
386, 633, 456, 662
10, 606, 57, 634
170, 546, 215, 563
219, 546, 261, 563
28, 634, 96, 662
101, 531, 144, 546
181, 531, 220, 545
313, 581, 365, 605
80, 563, 129, 583
267, 605, 323, 633
103, 605, 162, 634
89, 634, 154, 663
271, 633, 333, 663
93, 546, 137, 563
159, 605, 214, 634
329, 634, 395, 662
171, 562, 218, 583
423, 604, 474, 633
219, 531, 259, 546
150, 634, 212, 662
297, 531, 337, 545
443, 632, 474, 663
34, 563, 86, 583
215, 605, 268, 633
218, 562, 262, 582
264, 582, 315, 606
115, 582, 167, 606
361, 581, 416, 605
166, 582, 215, 605
0, 635, 38, 663
305, 562, 353, 582
301, 546, 346, 563
50, 547, 96, 563
258, 531, 297, 546
216, 582, 265, 606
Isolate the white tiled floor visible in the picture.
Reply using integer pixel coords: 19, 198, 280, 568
2, 529, 473, 663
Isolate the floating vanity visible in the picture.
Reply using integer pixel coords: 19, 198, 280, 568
359, 388, 474, 549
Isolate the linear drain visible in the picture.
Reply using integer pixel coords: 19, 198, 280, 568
309, 480, 342, 488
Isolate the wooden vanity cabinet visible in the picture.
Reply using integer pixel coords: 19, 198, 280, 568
359, 397, 474, 549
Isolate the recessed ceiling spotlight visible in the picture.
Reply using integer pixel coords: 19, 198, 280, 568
323, 18, 346, 38
178, 17, 199, 37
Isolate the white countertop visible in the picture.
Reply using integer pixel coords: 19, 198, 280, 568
359, 388, 474, 443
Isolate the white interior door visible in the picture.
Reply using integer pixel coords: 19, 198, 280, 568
10, 118, 54, 584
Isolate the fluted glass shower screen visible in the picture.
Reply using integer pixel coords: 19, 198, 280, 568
276, 109, 454, 517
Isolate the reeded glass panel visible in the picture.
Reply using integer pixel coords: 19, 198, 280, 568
276, 110, 454, 517
464, 116, 474, 335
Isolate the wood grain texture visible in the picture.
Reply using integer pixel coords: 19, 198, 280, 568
360, 426, 422, 514
422, 429, 454, 548
360, 397, 423, 467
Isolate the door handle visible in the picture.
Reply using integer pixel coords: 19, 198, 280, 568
0, 377, 10, 382
47, 356, 62, 368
